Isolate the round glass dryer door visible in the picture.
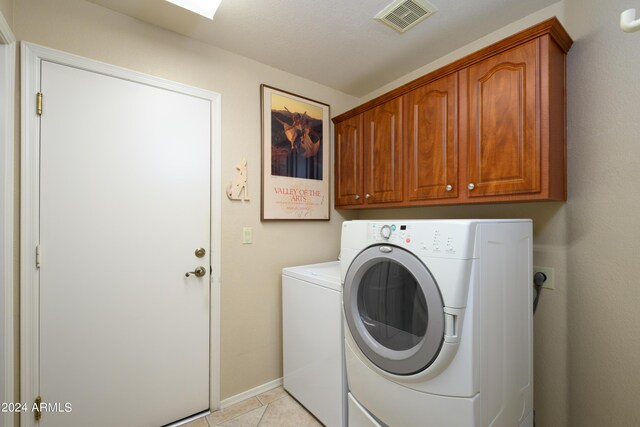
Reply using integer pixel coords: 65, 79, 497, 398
343, 244, 445, 375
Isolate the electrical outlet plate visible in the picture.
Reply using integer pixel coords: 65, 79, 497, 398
533, 266, 555, 290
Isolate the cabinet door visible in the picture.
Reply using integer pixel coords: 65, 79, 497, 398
466, 40, 540, 197
404, 73, 458, 201
335, 115, 364, 206
363, 98, 403, 204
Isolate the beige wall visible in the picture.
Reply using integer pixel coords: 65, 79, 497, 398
355, 1, 640, 426
563, 0, 640, 425
8, 0, 640, 425
0, 0, 12, 28
12, 0, 358, 400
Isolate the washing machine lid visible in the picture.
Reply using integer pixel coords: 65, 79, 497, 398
282, 261, 341, 291
343, 245, 444, 375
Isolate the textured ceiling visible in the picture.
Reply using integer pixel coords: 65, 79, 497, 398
87, 0, 561, 97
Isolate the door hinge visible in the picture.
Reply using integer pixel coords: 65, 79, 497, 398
36, 92, 43, 116
35, 245, 41, 269
34, 395, 42, 421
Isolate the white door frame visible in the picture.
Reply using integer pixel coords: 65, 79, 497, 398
0, 10, 15, 427
20, 42, 222, 427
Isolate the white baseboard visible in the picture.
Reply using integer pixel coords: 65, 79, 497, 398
219, 377, 283, 409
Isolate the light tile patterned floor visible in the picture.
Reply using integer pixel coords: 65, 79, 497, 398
183, 386, 323, 427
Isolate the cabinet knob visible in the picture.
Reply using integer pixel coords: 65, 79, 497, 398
468, 183, 475, 190
355, 194, 360, 200
365, 194, 371, 199
445, 184, 453, 192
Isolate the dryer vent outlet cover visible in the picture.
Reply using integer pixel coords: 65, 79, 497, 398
375, 0, 438, 33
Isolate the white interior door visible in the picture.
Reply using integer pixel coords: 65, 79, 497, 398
37, 59, 211, 427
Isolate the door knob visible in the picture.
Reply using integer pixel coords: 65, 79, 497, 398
185, 266, 207, 278
445, 184, 453, 192
468, 183, 475, 190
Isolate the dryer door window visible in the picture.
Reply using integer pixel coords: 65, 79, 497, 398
344, 245, 444, 375
358, 260, 428, 351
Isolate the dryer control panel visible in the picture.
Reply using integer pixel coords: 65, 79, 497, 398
367, 221, 476, 259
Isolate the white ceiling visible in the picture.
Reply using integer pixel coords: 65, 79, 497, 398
87, 0, 560, 97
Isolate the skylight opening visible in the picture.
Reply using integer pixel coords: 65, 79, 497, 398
165, 0, 222, 20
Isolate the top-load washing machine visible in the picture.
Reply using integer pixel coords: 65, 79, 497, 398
340, 220, 533, 427
282, 261, 346, 427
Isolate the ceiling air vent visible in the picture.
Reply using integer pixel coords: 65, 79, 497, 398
375, 0, 438, 33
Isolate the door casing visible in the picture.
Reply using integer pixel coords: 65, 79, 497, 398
19, 41, 222, 427
0, 11, 16, 427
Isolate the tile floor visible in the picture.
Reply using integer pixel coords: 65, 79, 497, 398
183, 386, 323, 427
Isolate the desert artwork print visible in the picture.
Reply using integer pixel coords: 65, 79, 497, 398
270, 93, 324, 181
261, 85, 330, 221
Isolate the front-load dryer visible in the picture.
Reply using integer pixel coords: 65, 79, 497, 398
340, 220, 533, 427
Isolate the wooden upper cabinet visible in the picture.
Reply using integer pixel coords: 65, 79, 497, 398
334, 115, 364, 206
465, 40, 539, 197
363, 98, 403, 204
332, 18, 572, 209
404, 73, 458, 201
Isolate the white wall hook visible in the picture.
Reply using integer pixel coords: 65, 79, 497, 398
621, 8, 640, 32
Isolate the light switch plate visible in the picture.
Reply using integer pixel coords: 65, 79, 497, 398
242, 227, 252, 244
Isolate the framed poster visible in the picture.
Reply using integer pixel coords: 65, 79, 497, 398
260, 84, 330, 220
